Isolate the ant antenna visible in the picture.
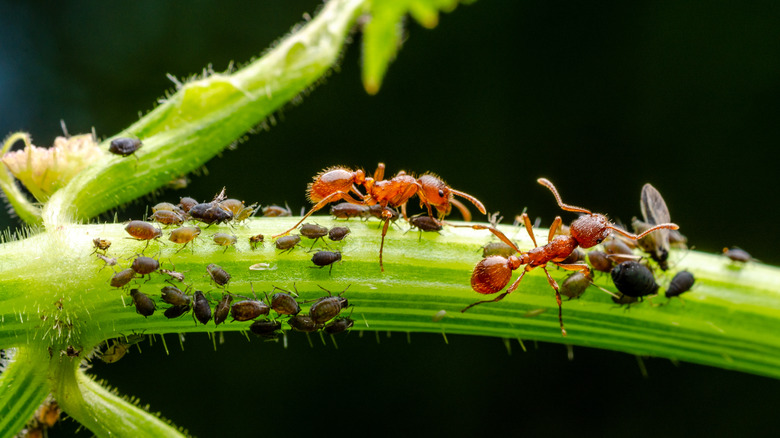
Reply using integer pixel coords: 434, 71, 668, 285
537, 178, 591, 214
609, 223, 679, 241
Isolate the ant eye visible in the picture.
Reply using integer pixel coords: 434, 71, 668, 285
438, 189, 445, 198
596, 238, 603, 244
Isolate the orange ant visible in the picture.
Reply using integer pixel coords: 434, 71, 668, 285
273, 163, 486, 271
462, 178, 679, 336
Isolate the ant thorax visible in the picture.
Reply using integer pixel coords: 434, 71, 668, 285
569, 214, 611, 248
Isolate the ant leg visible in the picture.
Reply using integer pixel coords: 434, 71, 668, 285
379, 217, 391, 272
450, 198, 472, 222
541, 266, 567, 337
547, 216, 562, 243
458, 224, 521, 253
272, 191, 359, 238
518, 213, 539, 247
374, 163, 386, 180
401, 202, 409, 220
461, 270, 528, 312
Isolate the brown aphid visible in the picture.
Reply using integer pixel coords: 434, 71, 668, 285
250, 319, 283, 339
92, 237, 111, 254
249, 234, 264, 250
309, 285, 350, 324
300, 223, 330, 250
408, 215, 443, 240
125, 220, 162, 247
151, 209, 185, 226
34, 398, 61, 429
481, 241, 516, 258
161, 285, 191, 306
275, 235, 301, 253
288, 314, 322, 332
110, 268, 136, 288
131, 255, 160, 279
192, 290, 212, 325
367, 204, 399, 222
169, 226, 201, 253
152, 202, 184, 214
164, 305, 191, 319
611, 293, 639, 306
130, 289, 156, 317
109, 137, 142, 157
561, 247, 586, 265
328, 226, 351, 242
213, 232, 238, 253
160, 268, 185, 282
560, 271, 592, 300
189, 202, 233, 225
263, 204, 292, 217
588, 250, 613, 273
179, 197, 198, 213
330, 202, 369, 219
214, 294, 234, 325
723, 247, 755, 263
461, 178, 679, 337
268, 285, 301, 315
219, 198, 246, 216
96, 253, 118, 271
324, 317, 354, 335
311, 251, 342, 274
230, 299, 270, 322
206, 263, 230, 287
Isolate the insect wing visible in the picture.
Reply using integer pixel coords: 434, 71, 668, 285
639, 183, 671, 257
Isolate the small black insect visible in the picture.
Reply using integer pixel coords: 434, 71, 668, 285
328, 226, 351, 242
300, 223, 329, 250
189, 202, 233, 225
723, 247, 755, 263
192, 291, 212, 325
610, 261, 659, 298
288, 314, 321, 333
324, 317, 354, 335
330, 202, 368, 219
131, 256, 160, 280
482, 241, 517, 258
214, 294, 234, 326
309, 285, 350, 324
665, 271, 695, 299
109, 137, 142, 157
560, 271, 591, 300
268, 285, 301, 315
249, 234, 264, 250
275, 235, 301, 253
164, 305, 191, 319
161, 286, 191, 306
230, 299, 270, 322
249, 319, 283, 339
408, 215, 442, 238
588, 250, 613, 273
130, 289, 155, 317
310, 251, 342, 274
207, 263, 230, 287
110, 268, 136, 288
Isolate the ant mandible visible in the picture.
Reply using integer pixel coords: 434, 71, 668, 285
462, 178, 680, 337
273, 163, 486, 271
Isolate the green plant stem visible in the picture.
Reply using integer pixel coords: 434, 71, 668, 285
0, 347, 50, 438
41, 0, 368, 227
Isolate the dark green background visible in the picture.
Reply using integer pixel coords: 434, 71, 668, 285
2, 1, 779, 436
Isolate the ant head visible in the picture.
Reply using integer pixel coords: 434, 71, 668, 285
570, 214, 612, 249
417, 174, 452, 216
471, 256, 520, 294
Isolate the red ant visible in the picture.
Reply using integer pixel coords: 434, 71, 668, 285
462, 178, 679, 336
273, 163, 486, 271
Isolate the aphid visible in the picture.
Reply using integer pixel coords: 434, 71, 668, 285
130, 289, 156, 317
407, 215, 443, 240
587, 250, 613, 273
124, 220, 162, 248
164, 305, 191, 319
249, 234, 264, 250
610, 261, 659, 298
288, 314, 321, 332
330, 202, 369, 219
249, 319, 283, 338
230, 299, 270, 322
178, 197, 198, 213
160, 268, 185, 282
96, 253, 118, 271
328, 226, 351, 242
481, 241, 517, 258
324, 317, 354, 335
309, 285, 350, 324
152, 202, 185, 214
665, 271, 695, 298
213, 232, 238, 253
273, 163, 486, 271
560, 271, 592, 300
275, 235, 301, 253
214, 294, 233, 325
34, 398, 60, 429
300, 223, 329, 249
262, 204, 293, 217
561, 247, 586, 265
462, 178, 679, 336
206, 263, 230, 287
632, 183, 674, 270
151, 209, 185, 226
611, 293, 639, 306
268, 285, 301, 315
723, 247, 755, 263
220, 198, 257, 222
192, 291, 212, 325
92, 237, 111, 254
169, 226, 201, 252
189, 195, 234, 225
367, 204, 400, 223
131, 255, 160, 279
161, 285, 191, 306
108, 137, 142, 157
432, 310, 447, 322
310, 251, 342, 274
110, 268, 136, 288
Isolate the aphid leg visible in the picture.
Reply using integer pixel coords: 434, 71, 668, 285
461, 270, 528, 312
518, 213, 539, 247
541, 266, 567, 337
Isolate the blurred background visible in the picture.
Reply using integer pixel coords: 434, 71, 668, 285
2, 0, 780, 436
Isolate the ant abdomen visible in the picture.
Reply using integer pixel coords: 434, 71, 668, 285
471, 256, 519, 294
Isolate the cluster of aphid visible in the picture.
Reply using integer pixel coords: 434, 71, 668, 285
16, 397, 60, 438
